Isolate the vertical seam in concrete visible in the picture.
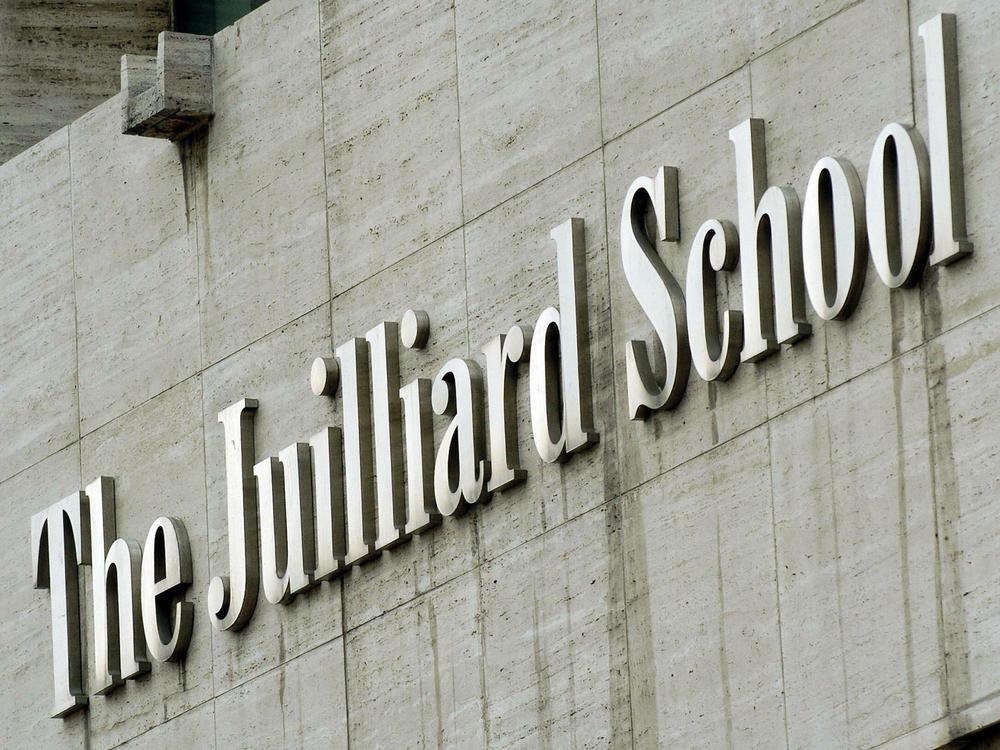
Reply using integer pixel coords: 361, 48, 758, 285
715, 516, 735, 750
763, 415, 792, 750
341, 582, 352, 750
315, 0, 334, 310
922, 340, 952, 717
67, 123, 94, 750
451, 1, 471, 360
905, 0, 917, 126
450, 6, 489, 738
591, 1, 635, 744
892, 355, 919, 729
475, 562, 493, 749
824, 401, 852, 736
198, 348, 217, 744
924, 338, 971, 731
67, 126, 83, 480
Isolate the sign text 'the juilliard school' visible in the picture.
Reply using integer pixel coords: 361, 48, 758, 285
30, 14, 971, 719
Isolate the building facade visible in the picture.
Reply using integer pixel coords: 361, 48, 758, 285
2, 0, 999, 748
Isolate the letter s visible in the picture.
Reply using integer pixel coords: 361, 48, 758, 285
620, 167, 690, 419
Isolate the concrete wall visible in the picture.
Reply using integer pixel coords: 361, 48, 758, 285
0, 0, 169, 163
0, 0, 998, 748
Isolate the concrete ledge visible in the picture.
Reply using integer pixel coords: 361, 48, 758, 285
121, 32, 212, 140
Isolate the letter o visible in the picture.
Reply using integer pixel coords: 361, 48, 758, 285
865, 123, 932, 288
802, 156, 867, 320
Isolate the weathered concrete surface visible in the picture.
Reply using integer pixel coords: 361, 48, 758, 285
201, 0, 330, 366
624, 427, 784, 749
0, 0, 168, 163
481, 503, 630, 749
596, 0, 749, 140
321, 0, 464, 296
0, 130, 78, 483
455, 0, 602, 218
345, 572, 485, 748
71, 96, 198, 435
1, 0, 998, 749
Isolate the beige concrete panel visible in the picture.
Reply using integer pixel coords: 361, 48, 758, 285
909, 1, 1000, 338
455, 0, 601, 218
201, 0, 331, 366
116, 700, 216, 750
217, 643, 349, 750
464, 152, 617, 561
214, 669, 284, 750
748, 0, 857, 57
71, 96, 199, 435
80, 377, 212, 749
330, 230, 478, 631
321, 0, 463, 297
596, 0, 749, 141
750, 0, 919, 418
927, 304, 1000, 710
0, 130, 78, 482
481, 503, 631, 749
603, 70, 764, 494
0, 0, 167, 163
0, 446, 85, 750
345, 572, 486, 748
202, 304, 342, 694
825, 352, 944, 748
282, 640, 349, 749
769, 399, 849, 749
623, 427, 785, 750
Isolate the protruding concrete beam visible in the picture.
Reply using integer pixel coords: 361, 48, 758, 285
121, 32, 213, 140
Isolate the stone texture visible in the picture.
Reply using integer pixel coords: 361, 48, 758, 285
80, 377, 212, 749
481, 502, 631, 749
213, 632, 348, 749
623, 427, 785, 750
0, 0, 168, 163
201, 304, 342, 694
604, 69, 765, 494
282, 639, 349, 749
770, 351, 943, 750
116, 701, 216, 749
825, 352, 943, 748
214, 669, 284, 749
321, 0, 463, 296
747, 0, 857, 56
597, 0, 749, 140
464, 151, 618, 561
345, 573, 486, 748
926, 304, 1000, 711
71, 96, 199, 435
200, 0, 331, 365
0, 130, 78, 482
456, 0, 602, 218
